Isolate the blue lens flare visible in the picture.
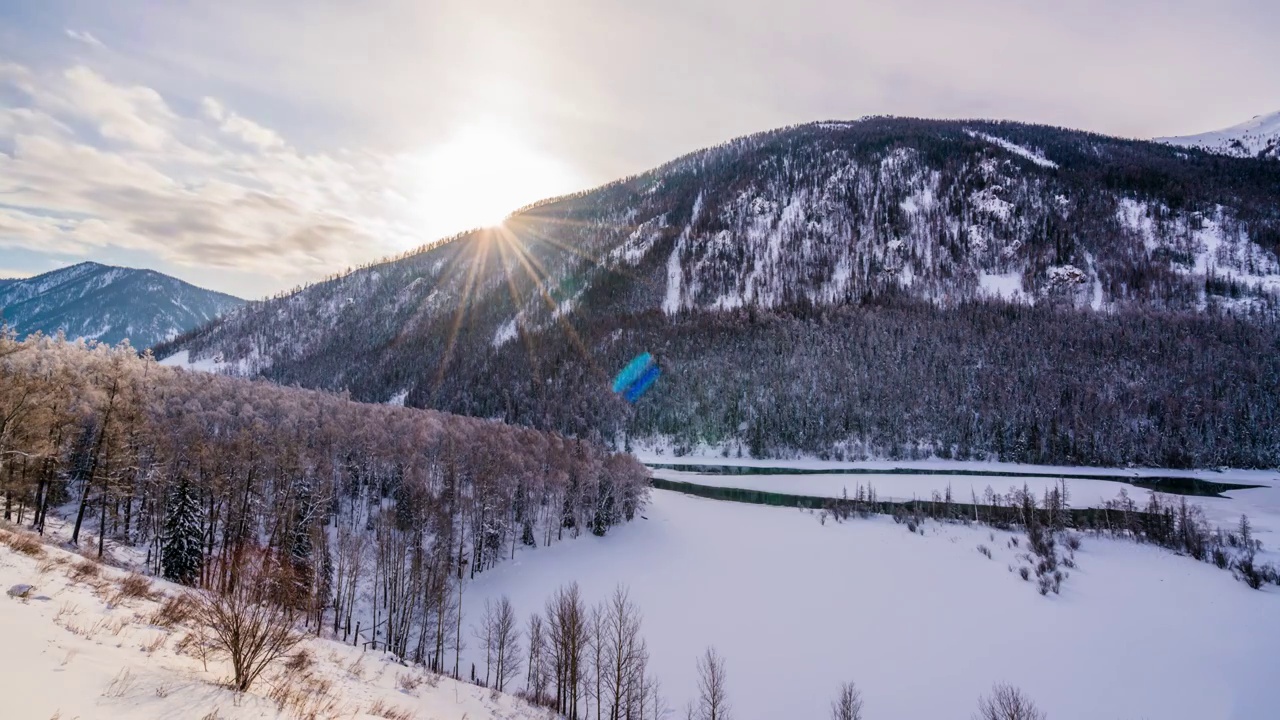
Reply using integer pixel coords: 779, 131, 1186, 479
624, 365, 660, 403
612, 353, 653, 393
612, 353, 659, 402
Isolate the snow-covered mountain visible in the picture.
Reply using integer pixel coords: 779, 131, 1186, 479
1157, 111, 1280, 160
157, 117, 1280, 465
1, 261, 243, 349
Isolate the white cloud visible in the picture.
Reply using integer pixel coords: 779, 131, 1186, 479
53, 65, 175, 149
65, 29, 106, 49
0, 62, 409, 283
200, 97, 226, 121
200, 95, 283, 148
219, 110, 286, 149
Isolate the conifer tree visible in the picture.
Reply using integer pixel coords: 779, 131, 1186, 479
162, 480, 204, 586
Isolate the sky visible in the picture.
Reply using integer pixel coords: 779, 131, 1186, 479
1, 0, 1277, 299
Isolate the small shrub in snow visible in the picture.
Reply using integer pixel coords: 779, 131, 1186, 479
1211, 547, 1229, 569
1018, 567, 1030, 581
4, 530, 44, 556
37, 556, 67, 574
1236, 556, 1265, 590
193, 562, 305, 692
267, 670, 342, 718
141, 633, 167, 654
367, 698, 414, 720
1062, 556, 1076, 569
906, 520, 918, 534
102, 668, 136, 698
285, 649, 313, 673
70, 559, 100, 582
977, 545, 992, 559
150, 594, 196, 628
396, 671, 424, 693
114, 573, 154, 603
1037, 576, 1052, 595
1065, 533, 1082, 552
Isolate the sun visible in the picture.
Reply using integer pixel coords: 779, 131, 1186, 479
395, 121, 580, 238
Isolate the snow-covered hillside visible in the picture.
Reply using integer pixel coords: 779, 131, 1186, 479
465, 488, 1280, 720
0, 527, 542, 720
1158, 111, 1280, 160
0, 261, 243, 349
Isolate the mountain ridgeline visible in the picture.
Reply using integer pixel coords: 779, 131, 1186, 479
158, 118, 1280, 468
0, 261, 243, 349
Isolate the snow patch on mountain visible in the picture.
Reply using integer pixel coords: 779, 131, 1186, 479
979, 271, 1024, 300
663, 193, 703, 314
610, 214, 668, 265
965, 130, 1059, 168
1157, 111, 1280, 160
492, 316, 519, 347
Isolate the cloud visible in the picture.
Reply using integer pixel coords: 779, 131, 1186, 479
0, 62, 409, 282
201, 96, 285, 149
65, 29, 106, 49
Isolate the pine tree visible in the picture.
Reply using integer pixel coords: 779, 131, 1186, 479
162, 480, 204, 586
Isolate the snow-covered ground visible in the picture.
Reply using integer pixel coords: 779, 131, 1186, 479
466, 489, 1280, 720
0, 527, 544, 720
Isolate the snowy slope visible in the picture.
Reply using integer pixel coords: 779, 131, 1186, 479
0, 262, 243, 349
0, 529, 544, 720
465, 489, 1280, 720
1158, 111, 1280, 160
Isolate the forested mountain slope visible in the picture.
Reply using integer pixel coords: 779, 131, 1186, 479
0, 261, 243, 349
158, 117, 1280, 467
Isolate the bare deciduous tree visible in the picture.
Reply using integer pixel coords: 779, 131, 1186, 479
546, 582, 588, 718
973, 683, 1046, 720
830, 681, 863, 720
604, 585, 644, 720
695, 646, 730, 720
525, 611, 547, 702
492, 595, 522, 692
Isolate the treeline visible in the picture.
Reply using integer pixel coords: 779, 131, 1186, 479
429, 297, 1280, 468
0, 330, 648, 672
